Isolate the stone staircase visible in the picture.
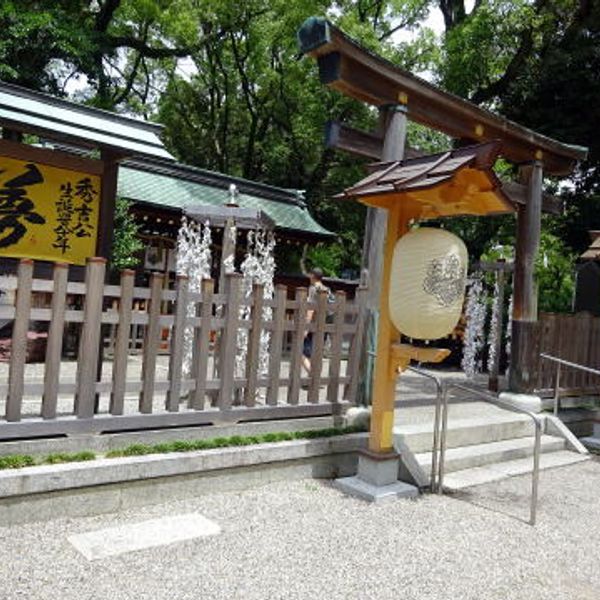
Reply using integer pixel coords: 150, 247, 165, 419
394, 406, 589, 491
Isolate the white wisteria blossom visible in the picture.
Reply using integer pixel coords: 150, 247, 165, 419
461, 273, 488, 378
176, 217, 212, 377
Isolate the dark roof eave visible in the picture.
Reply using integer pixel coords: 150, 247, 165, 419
123, 157, 306, 208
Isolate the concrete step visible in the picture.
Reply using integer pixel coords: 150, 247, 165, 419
443, 450, 590, 491
395, 413, 536, 453
416, 435, 565, 475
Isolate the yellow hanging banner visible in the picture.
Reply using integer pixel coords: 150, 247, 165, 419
0, 155, 101, 265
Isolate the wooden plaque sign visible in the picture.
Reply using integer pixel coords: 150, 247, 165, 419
0, 155, 101, 265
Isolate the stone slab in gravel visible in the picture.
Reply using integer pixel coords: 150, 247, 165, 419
68, 513, 221, 560
0, 458, 599, 600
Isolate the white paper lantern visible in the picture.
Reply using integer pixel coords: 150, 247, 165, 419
389, 227, 468, 340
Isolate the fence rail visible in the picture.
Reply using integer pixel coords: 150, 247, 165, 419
0, 258, 366, 439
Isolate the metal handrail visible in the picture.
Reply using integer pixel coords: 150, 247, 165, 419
540, 353, 600, 416
438, 383, 543, 526
405, 365, 443, 492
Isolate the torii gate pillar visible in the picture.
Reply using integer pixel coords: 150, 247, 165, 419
509, 161, 543, 392
360, 103, 408, 405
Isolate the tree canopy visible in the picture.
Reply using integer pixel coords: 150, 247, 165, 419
1, 0, 597, 299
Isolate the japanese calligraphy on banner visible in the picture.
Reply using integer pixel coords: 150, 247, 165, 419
0, 155, 100, 265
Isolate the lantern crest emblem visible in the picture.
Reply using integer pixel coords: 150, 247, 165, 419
423, 254, 466, 307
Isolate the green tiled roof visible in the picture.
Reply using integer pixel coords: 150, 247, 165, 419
117, 163, 332, 238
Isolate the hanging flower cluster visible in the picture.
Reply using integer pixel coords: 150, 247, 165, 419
461, 273, 488, 378
236, 229, 276, 382
176, 217, 212, 377
486, 278, 501, 371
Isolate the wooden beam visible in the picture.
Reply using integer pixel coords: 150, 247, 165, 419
95, 149, 119, 261
326, 121, 562, 214
502, 180, 562, 215
0, 138, 104, 175
298, 18, 587, 176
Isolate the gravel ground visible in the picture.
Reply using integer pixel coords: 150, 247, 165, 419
1, 458, 599, 600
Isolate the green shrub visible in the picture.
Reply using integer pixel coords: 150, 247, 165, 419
0, 454, 35, 470
44, 451, 96, 464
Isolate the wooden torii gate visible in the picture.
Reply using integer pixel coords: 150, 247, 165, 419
297, 17, 588, 395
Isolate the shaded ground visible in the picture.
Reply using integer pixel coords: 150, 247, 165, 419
1, 458, 598, 600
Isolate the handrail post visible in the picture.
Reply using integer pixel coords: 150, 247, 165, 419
553, 363, 561, 417
530, 418, 542, 526
405, 366, 444, 493
438, 387, 450, 495
442, 382, 541, 524
430, 381, 442, 492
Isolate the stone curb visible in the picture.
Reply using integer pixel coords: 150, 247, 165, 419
0, 433, 368, 499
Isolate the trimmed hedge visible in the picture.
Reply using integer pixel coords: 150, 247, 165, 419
0, 425, 366, 470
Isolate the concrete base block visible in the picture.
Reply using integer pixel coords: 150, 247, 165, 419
499, 392, 543, 414
334, 476, 419, 502
334, 450, 419, 502
580, 436, 600, 452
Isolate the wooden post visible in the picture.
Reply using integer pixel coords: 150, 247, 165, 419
109, 269, 134, 415
266, 285, 287, 406
307, 289, 329, 404
42, 262, 69, 419
288, 287, 308, 405
509, 161, 543, 393
244, 283, 264, 406
190, 278, 214, 410
96, 150, 120, 259
165, 274, 189, 411
139, 272, 164, 414
75, 258, 106, 419
218, 217, 236, 294
360, 103, 407, 404
327, 290, 347, 405
6, 259, 33, 422
344, 284, 368, 403
368, 202, 405, 453
218, 273, 241, 410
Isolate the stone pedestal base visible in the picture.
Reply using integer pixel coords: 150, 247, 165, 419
499, 392, 543, 414
334, 450, 419, 502
581, 423, 600, 451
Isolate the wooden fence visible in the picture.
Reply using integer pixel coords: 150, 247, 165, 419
0, 258, 367, 440
535, 311, 600, 396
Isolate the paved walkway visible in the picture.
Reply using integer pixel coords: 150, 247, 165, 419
1, 458, 598, 600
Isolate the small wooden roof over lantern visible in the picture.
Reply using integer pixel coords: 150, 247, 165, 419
336, 141, 513, 220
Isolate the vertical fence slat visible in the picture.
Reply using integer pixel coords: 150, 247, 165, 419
563, 315, 576, 389
266, 285, 287, 406
307, 289, 328, 404
6, 259, 34, 422
537, 313, 552, 389
244, 283, 264, 407
75, 258, 106, 419
344, 285, 368, 402
139, 272, 164, 414
41, 262, 69, 419
109, 269, 135, 415
591, 316, 600, 390
166, 275, 189, 411
288, 287, 307, 405
218, 274, 241, 410
327, 291, 346, 404
577, 312, 592, 389
190, 279, 214, 410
